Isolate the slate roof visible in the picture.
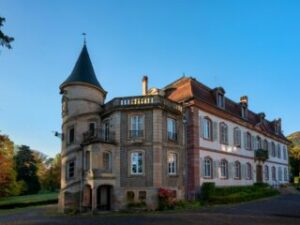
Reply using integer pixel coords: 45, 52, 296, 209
60, 44, 106, 94
164, 76, 288, 142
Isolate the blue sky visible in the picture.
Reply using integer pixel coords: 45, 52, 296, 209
0, 0, 299, 157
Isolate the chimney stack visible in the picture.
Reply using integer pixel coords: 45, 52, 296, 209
142, 75, 148, 96
240, 96, 248, 105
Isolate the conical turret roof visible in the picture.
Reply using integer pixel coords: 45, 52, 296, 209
60, 44, 106, 94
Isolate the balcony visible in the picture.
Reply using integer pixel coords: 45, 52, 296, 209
254, 149, 269, 162
82, 129, 116, 145
104, 95, 183, 114
129, 130, 144, 138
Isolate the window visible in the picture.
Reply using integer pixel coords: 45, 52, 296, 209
271, 142, 276, 157
220, 159, 228, 179
167, 118, 177, 141
131, 152, 143, 175
127, 191, 135, 202
168, 153, 177, 175
234, 161, 241, 179
67, 160, 75, 179
284, 168, 288, 181
277, 144, 281, 159
220, 123, 228, 145
245, 132, 252, 150
283, 147, 287, 160
241, 106, 247, 119
246, 163, 252, 180
263, 140, 268, 151
217, 93, 225, 108
130, 115, 144, 138
264, 165, 269, 180
68, 126, 75, 144
85, 151, 90, 170
256, 136, 262, 149
138, 191, 147, 201
278, 167, 282, 181
103, 152, 112, 171
272, 166, 276, 181
204, 157, 213, 178
89, 122, 96, 136
103, 121, 110, 141
203, 117, 212, 140
233, 127, 241, 147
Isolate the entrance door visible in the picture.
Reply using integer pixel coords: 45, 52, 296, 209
256, 165, 263, 183
97, 185, 112, 210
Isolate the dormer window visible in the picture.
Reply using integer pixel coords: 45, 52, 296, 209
217, 93, 225, 109
241, 106, 248, 119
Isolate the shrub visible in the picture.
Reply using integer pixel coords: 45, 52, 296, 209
158, 188, 176, 210
201, 182, 215, 201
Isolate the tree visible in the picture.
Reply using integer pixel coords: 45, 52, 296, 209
0, 17, 14, 49
287, 132, 300, 177
43, 154, 61, 191
0, 135, 19, 197
14, 145, 41, 195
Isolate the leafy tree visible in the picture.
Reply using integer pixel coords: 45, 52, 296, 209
0, 135, 19, 197
14, 145, 41, 194
0, 17, 14, 49
43, 154, 61, 191
287, 132, 300, 177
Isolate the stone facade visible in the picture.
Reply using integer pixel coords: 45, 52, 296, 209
58, 44, 289, 212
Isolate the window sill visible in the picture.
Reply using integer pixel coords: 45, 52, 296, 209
168, 174, 179, 177
203, 176, 213, 179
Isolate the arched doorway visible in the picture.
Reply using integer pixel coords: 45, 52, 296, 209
97, 185, 113, 210
82, 185, 92, 209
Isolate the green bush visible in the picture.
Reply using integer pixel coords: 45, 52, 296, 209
201, 182, 216, 201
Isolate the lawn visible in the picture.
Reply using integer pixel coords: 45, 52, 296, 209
0, 192, 58, 209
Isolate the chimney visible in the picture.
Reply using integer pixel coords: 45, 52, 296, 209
258, 112, 265, 123
240, 96, 248, 105
142, 75, 148, 96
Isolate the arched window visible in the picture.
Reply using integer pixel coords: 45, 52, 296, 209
233, 127, 241, 147
203, 117, 212, 140
220, 123, 228, 145
264, 165, 269, 180
220, 159, 228, 179
277, 144, 281, 159
272, 166, 276, 181
204, 157, 213, 178
246, 132, 252, 150
234, 161, 241, 179
263, 139, 268, 151
256, 136, 262, 149
168, 152, 177, 175
271, 142, 276, 157
246, 163, 252, 180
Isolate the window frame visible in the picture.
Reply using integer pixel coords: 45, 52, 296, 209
246, 163, 252, 180
67, 126, 75, 145
264, 165, 269, 181
233, 127, 241, 148
167, 117, 177, 141
130, 151, 144, 175
129, 114, 144, 138
219, 122, 228, 145
234, 161, 241, 180
220, 159, 228, 179
168, 152, 178, 175
203, 117, 213, 141
66, 159, 75, 179
272, 166, 276, 181
246, 132, 252, 150
204, 157, 213, 179
103, 151, 112, 172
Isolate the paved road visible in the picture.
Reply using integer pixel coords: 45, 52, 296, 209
0, 194, 300, 225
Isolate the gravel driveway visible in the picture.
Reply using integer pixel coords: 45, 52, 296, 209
0, 194, 299, 225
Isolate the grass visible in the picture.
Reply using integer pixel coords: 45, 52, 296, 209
0, 192, 58, 209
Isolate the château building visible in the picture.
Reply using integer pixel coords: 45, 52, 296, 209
58, 43, 289, 212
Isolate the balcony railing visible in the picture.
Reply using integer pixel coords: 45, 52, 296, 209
82, 129, 116, 144
254, 148, 269, 162
104, 95, 182, 114
168, 132, 177, 141
129, 130, 144, 138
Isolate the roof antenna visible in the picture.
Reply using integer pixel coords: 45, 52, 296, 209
82, 32, 87, 45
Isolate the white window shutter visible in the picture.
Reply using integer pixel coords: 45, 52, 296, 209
213, 160, 219, 178
243, 132, 247, 149
199, 116, 204, 138
200, 158, 205, 177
